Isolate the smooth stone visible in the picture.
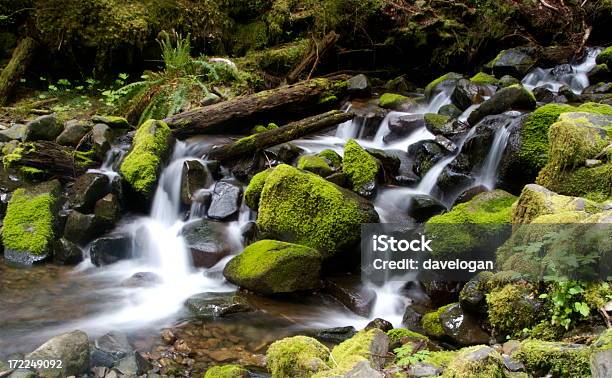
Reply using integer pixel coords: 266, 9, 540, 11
23, 115, 63, 142
67, 173, 110, 213
56, 120, 90, 146
25, 330, 89, 378
89, 234, 132, 266
184, 292, 252, 318
347, 74, 371, 97
181, 159, 210, 205
180, 219, 233, 268
313, 326, 357, 344
439, 303, 490, 346
408, 195, 447, 222
365, 318, 393, 332
90, 331, 133, 368
407, 362, 442, 377
325, 275, 376, 317
63, 211, 106, 245
207, 181, 241, 220
114, 352, 151, 376
0, 123, 26, 142
91, 124, 112, 161
53, 238, 83, 265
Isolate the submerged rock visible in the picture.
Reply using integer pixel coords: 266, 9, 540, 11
26, 330, 89, 378
114, 352, 151, 376
120, 272, 162, 288
185, 292, 252, 318
90, 331, 133, 368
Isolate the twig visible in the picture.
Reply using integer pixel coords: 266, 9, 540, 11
307, 33, 320, 81
540, 0, 560, 12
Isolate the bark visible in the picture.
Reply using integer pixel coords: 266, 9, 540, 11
165, 75, 349, 137
207, 110, 354, 161
0, 37, 38, 106
8, 141, 88, 180
286, 31, 340, 84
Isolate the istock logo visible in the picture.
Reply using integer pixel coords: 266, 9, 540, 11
372, 234, 432, 252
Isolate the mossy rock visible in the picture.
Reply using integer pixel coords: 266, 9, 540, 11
443, 345, 505, 378
223, 240, 322, 295
424, 190, 516, 257
424, 113, 451, 134
378, 93, 411, 109
513, 339, 591, 377
487, 47, 539, 77
91, 115, 129, 129
204, 364, 249, 378
596, 46, 612, 70
2, 180, 61, 264
486, 283, 540, 337
386, 328, 428, 346
256, 164, 379, 257
317, 149, 342, 168
297, 155, 333, 177
424, 72, 463, 100
342, 139, 380, 197
239, 39, 310, 75
469, 72, 498, 85
266, 336, 330, 378
119, 119, 174, 200
244, 168, 272, 210
421, 303, 454, 338
322, 328, 389, 374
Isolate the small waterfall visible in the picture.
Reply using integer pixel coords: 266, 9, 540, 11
476, 124, 511, 189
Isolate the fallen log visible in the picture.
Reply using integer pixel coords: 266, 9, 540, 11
287, 31, 340, 84
206, 110, 354, 161
3, 141, 91, 180
0, 37, 38, 105
165, 74, 349, 137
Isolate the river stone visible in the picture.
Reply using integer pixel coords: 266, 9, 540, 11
53, 238, 83, 265
89, 234, 132, 266
23, 115, 63, 141
468, 85, 536, 125
63, 210, 106, 245
387, 114, 424, 137
407, 362, 442, 377
0, 123, 26, 141
347, 74, 371, 97
408, 195, 447, 222
185, 292, 252, 318
314, 326, 357, 344
94, 193, 121, 225
26, 330, 89, 378
451, 78, 482, 111
7, 369, 37, 378
56, 119, 90, 146
446, 345, 505, 377
438, 303, 490, 346
558, 84, 581, 103
207, 180, 241, 220
181, 159, 210, 204
532, 86, 555, 103
91, 123, 113, 161
424, 72, 463, 100
591, 349, 612, 378
459, 272, 492, 314
498, 75, 521, 88
91, 115, 129, 129
402, 306, 423, 331
224, 240, 322, 294
365, 318, 393, 332
408, 140, 446, 177
325, 275, 376, 317
114, 352, 151, 376
180, 219, 233, 268
488, 46, 539, 77
120, 272, 162, 287
343, 360, 384, 378
90, 331, 133, 368
438, 103, 463, 118
67, 173, 110, 212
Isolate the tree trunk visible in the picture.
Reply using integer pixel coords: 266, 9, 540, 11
207, 110, 354, 161
0, 37, 38, 105
7, 141, 88, 180
165, 74, 349, 137
286, 31, 340, 84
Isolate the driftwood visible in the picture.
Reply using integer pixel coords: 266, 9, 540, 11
0, 37, 38, 105
207, 110, 354, 161
287, 31, 340, 84
7, 141, 88, 180
165, 74, 349, 137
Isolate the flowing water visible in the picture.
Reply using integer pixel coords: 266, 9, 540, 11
0, 50, 602, 360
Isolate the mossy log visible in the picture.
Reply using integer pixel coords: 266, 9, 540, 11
165, 75, 349, 137
286, 31, 339, 84
4, 141, 88, 180
207, 110, 353, 161
0, 37, 38, 105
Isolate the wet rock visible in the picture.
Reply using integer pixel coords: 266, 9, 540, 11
94, 193, 121, 225
89, 234, 132, 266
498, 75, 521, 88
532, 86, 555, 103
26, 330, 89, 378
587, 63, 610, 84
160, 330, 176, 345
459, 272, 492, 314
446, 345, 505, 376
421, 279, 461, 306
438, 104, 462, 118
326, 171, 349, 187
461, 114, 510, 169
0, 123, 26, 141
366, 148, 401, 178
185, 292, 252, 318
90, 331, 133, 368
347, 74, 371, 97
343, 139, 380, 198
558, 84, 581, 103
180, 219, 233, 268
7, 369, 37, 378
437, 168, 474, 193
24, 115, 63, 141
503, 355, 525, 372
325, 275, 376, 317
207, 180, 241, 220
120, 272, 162, 288
424, 72, 463, 100
365, 318, 393, 332
91, 115, 129, 129
434, 135, 457, 153
453, 185, 488, 205
408, 140, 446, 177
551, 63, 573, 79
591, 349, 612, 378
265, 142, 303, 164
181, 159, 210, 204
407, 362, 442, 377
241, 221, 259, 246
67, 173, 110, 213
488, 46, 539, 77
63, 210, 106, 245
314, 326, 357, 344
438, 303, 489, 346
402, 306, 423, 331
408, 195, 447, 222
114, 352, 151, 376
91, 124, 113, 161
387, 114, 424, 138
56, 120, 90, 146
385, 75, 412, 93
343, 360, 384, 378
297, 155, 333, 177
395, 174, 419, 186
423, 113, 452, 136
467, 85, 535, 125
53, 238, 83, 265
451, 79, 482, 111
189, 189, 212, 218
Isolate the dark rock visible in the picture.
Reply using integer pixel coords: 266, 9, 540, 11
387, 114, 424, 137
385, 75, 413, 93
185, 292, 252, 318
498, 75, 521, 88
407, 363, 442, 377
451, 79, 483, 111
351, 107, 388, 139
91, 124, 113, 161
67, 173, 110, 213
114, 352, 151, 376
437, 168, 474, 193
241, 221, 259, 246
558, 85, 581, 103
365, 318, 393, 332
408, 195, 447, 222
395, 174, 419, 186
347, 74, 371, 97
26, 330, 89, 378
459, 272, 491, 314
438, 104, 462, 118
462, 114, 513, 170
326, 172, 349, 188
181, 159, 210, 204
408, 140, 446, 177
438, 303, 490, 346
467, 85, 535, 125
551, 63, 573, 79
434, 135, 457, 154
207, 181, 241, 220
180, 219, 233, 268
503, 355, 525, 372
94, 193, 121, 225
90, 331, 133, 368
325, 275, 376, 317
454, 185, 488, 205
587, 64, 611, 84
0, 123, 26, 141
0, 189, 12, 220
56, 120, 90, 147
120, 272, 162, 288
23, 115, 63, 141
366, 148, 401, 178
63, 210, 106, 245
265, 143, 304, 164
402, 306, 423, 331
489, 46, 539, 77
91, 115, 129, 129
421, 279, 461, 306
53, 238, 83, 265
188, 189, 212, 218
583, 82, 612, 95
425, 72, 463, 100
533, 86, 555, 103
314, 326, 357, 344
89, 234, 132, 266
496, 113, 532, 194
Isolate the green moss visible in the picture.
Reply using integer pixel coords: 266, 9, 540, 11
2, 182, 59, 255
583, 282, 611, 311
91, 115, 129, 128
530, 321, 565, 341
379, 93, 410, 109
74, 149, 97, 168
387, 328, 428, 345
595, 46, 612, 67
233, 21, 268, 54
2, 142, 32, 168
469, 72, 498, 85
424, 72, 462, 98
486, 283, 539, 337
203, 364, 248, 378
257, 164, 378, 256
537, 162, 612, 201
424, 113, 451, 133
223, 239, 322, 294
119, 119, 172, 198
421, 303, 455, 338
328, 329, 385, 370
420, 350, 458, 369
244, 168, 272, 210
297, 155, 333, 177
317, 149, 342, 168
234, 134, 256, 149
443, 346, 505, 378
266, 335, 330, 378
591, 329, 612, 351
342, 139, 379, 193
513, 339, 591, 377
251, 125, 268, 134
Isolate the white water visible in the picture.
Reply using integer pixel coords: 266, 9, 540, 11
475, 122, 512, 190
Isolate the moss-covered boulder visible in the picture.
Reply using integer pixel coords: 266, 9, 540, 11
486, 283, 540, 337
266, 336, 330, 378
243, 168, 272, 210
223, 240, 322, 294
378, 93, 412, 110
487, 46, 539, 77
119, 119, 174, 200
342, 139, 380, 197
91, 115, 130, 129
255, 164, 379, 257
596, 46, 612, 70
421, 303, 453, 338
297, 155, 333, 177
459, 271, 493, 314
317, 149, 342, 168
470, 72, 498, 86
424, 72, 463, 100
591, 329, 612, 378
443, 345, 505, 378
467, 84, 535, 125
2, 180, 61, 264
513, 339, 591, 377
424, 190, 516, 257
204, 364, 249, 378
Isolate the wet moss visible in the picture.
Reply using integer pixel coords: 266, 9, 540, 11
317, 149, 342, 168
297, 155, 333, 177
486, 283, 539, 337
513, 339, 591, 377
324, 328, 386, 373
421, 303, 455, 338
424, 113, 451, 132
469, 72, 498, 85
537, 162, 612, 201
204, 364, 249, 378
387, 328, 428, 345
379, 93, 410, 109
424, 72, 462, 99
266, 335, 330, 378
342, 139, 379, 193
443, 346, 505, 378
596, 46, 612, 68
244, 168, 272, 209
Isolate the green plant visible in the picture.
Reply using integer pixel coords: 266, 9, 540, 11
539, 281, 590, 329
395, 346, 431, 367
